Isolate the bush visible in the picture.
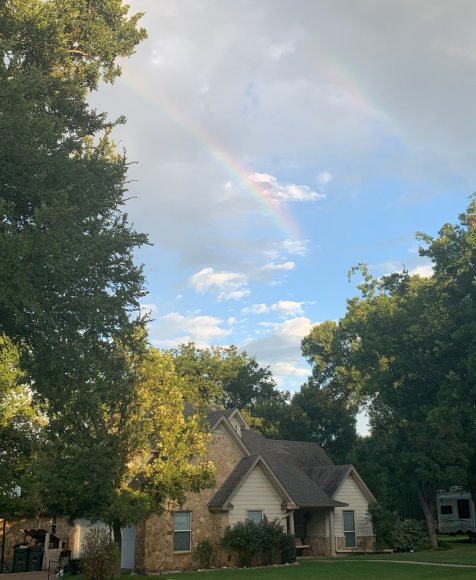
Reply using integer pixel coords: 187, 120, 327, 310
391, 519, 430, 552
222, 518, 285, 567
280, 534, 296, 564
193, 538, 217, 569
367, 503, 398, 549
81, 528, 119, 580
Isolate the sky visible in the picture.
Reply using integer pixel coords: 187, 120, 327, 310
91, 0, 476, 398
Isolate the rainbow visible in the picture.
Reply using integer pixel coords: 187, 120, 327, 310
115, 66, 302, 239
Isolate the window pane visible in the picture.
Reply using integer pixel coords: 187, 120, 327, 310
344, 532, 356, 548
343, 511, 355, 531
440, 504, 453, 515
457, 499, 471, 519
173, 531, 190, 551
246, 510, 262, 524
174, 512, 190, 531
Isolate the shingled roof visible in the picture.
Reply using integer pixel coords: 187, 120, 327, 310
240, 429, 346, 508
188, 407, 366, 510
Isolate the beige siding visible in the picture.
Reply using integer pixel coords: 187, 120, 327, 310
228, 464, 286, 527
334, 473, 374, 551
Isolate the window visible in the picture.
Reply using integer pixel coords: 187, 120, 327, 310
173, 511, 191, 552
246, 510, 263, 524
343, 510, 356, 548
440, 504, 453, 515
457, 499, 471, 519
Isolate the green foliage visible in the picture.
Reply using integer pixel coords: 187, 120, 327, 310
283, 320, 359, 462
193, 538, 217, 569
170, 343, 288, 435
391, 519, 431, 552
280, 534, 297, 564
33, 347, 215, 529
299, 195, 476, 548
0, 335, 43, 516
222, 519, 285, 567
81, 528, 119, 580
367, 503, 398, 550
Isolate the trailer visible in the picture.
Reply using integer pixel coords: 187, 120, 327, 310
437, 487, 476, 539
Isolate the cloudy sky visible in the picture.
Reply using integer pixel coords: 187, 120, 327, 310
91, 0, 476, 393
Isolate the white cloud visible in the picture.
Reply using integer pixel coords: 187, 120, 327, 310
189, 267, 250, 301
242, 303, 270, 315
260, 261, 296, 272
140, 303, 158, 318
249, 173, 324, 202
316, 170, 333, 185
281, 239, 309, 256
409, 264, 434, 278
242, 300, 304, 317
273, 300, 304, 316
244, 316, 315, 391
264, 40, 295, 61
149, 311, 231, 347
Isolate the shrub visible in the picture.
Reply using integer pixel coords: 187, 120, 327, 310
193, 538, 217, 569
221, 518, 285, 567
391, 519, 431, 552
81, 528, 119, 580
367, 503, 398, 549
280, 534, 296, 564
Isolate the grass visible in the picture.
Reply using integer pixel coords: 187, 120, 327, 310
79, 537, 476, 580
144, 560, 475, 580
132, 538, 476, 580
352, 536, 476, 566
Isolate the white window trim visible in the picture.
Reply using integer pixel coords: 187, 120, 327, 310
173, 511, 192, 553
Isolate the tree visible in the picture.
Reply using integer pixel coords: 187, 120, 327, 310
285, 321, 359, 462
0, 0, 148, 408
302, 197, 476, 548
0, 335, 42, 517
32, 346, 215, 554
169, 343, 288, 434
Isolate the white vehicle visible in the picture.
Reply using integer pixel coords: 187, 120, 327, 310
437, 487, 476, 539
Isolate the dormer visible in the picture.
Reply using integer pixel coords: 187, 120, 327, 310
227, 409, 249, 438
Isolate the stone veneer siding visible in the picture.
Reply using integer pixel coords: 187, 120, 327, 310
336, 535, 376, 552
0, 515, 74, 570
136, 426, 244, 572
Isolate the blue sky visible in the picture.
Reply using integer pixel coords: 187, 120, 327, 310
91, 0, 476, 396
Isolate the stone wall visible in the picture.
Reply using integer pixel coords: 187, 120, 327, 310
137, 427, 244, 572
0, 515, 75, 570
336, 534, 375, 552
309, 536, 330, 556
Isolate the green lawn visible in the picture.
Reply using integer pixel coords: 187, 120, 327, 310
353, 537, 476, 566
148, 560, 475, 580
134, 539, 476, 580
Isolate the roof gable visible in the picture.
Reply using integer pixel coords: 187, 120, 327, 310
240, 430, 346, 508
208, 454, 296, 511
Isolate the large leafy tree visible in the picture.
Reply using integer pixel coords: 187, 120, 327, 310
300, 196, 476, 548
32, 346, 215, 552
0, 335, 42, 517
0, 0, 148, 408
286, 321, 359, 462
0, 0, 173, 546
169, 343, 289, 435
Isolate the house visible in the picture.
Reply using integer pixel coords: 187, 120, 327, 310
1, 407, 375, 572
134, 407, 376, 571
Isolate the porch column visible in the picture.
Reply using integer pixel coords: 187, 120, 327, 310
288, 511, 295, 535
329, 509, 336, 555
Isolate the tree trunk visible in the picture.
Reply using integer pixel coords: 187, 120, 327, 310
112, 522, 122, 577
417, 486, 438, 549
